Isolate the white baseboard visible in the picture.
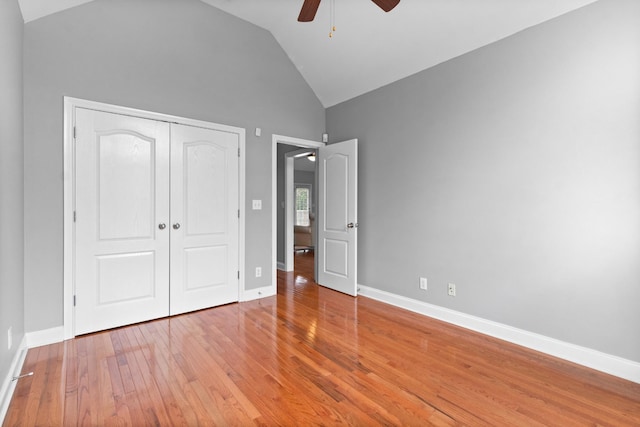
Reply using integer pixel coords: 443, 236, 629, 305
2, 326, 66, 423
0, 336, 28, 424
25, 326, 65, 349
357, 285, 640, 384
240, 285, 276, 302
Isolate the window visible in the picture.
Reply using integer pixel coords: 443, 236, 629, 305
295, 184, 312, 226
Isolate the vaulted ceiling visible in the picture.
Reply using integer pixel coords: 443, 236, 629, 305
18, 0, 598, 107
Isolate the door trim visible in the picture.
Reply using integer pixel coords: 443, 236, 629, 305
271, 135, 324, 286
63, 97, 246, 339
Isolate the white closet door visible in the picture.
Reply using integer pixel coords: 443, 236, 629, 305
75, 108, 171, 335
169, 124, 239, 315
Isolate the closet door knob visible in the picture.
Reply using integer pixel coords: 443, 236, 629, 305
173, 223, 181, 230
158, 223, 166, 230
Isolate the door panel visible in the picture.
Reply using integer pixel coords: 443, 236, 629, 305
96, 252, 156, 304
97, 132, 155, 240
184, 142, 228, 235
317, 139, 358, 296
75, 108, 170, 335
324, 154, 349, 231
324, 239, 348, 277
170, 124, 239, 315
184, 246, 228, 290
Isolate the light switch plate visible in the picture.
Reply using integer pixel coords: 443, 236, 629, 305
252, 199, 262, 210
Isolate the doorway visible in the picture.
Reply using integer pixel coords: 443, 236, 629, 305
271, 135, 359, 297
292, 151, 316, 276
271, 135, 324, 285
286, 148, 318, 266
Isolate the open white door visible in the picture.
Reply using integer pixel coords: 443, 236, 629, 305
317, 139, 358, 296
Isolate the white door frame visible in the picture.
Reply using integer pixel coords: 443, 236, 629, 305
271, 135, 324, 282
63, 97, 246, 340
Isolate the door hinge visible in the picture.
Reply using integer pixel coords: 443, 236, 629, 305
237, 271, 240, 279
238, 209, 240, 218
73, 211, 76, 222
73, 295, 76, 306
73, 126, 76, 139
238, 147, 240, 157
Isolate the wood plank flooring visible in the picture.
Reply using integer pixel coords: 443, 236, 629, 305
4, 251, 640, 425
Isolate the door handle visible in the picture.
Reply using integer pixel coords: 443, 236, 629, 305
173, 223, 181, 230
158, 223, 166, 230
347, 222, 359, 229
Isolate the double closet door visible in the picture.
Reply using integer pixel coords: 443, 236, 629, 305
74, 108, 239, 335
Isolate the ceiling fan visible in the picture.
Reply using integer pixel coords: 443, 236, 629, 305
298, 0, 400, 22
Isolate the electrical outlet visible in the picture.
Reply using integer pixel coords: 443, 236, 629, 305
419, 277, 428, 290
7, 326, 12, 350
255, 267, 262, 278
448, 283, 456, 297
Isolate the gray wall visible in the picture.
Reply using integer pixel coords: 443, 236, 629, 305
23, 0, 325, 332
327, 0, 640, 362
294, 169, 315, 188
0, 0, 25, 381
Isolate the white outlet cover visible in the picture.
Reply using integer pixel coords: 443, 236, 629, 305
255, 267, 262, 277
448, 283, 456, 296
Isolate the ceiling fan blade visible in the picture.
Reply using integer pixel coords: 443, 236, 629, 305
371, 0, 400, 13
298, 0, 321, 22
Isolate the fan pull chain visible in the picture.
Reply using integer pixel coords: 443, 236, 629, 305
329, 0, 336, 38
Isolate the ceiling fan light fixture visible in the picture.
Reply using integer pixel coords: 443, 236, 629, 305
308, 153, 316, 162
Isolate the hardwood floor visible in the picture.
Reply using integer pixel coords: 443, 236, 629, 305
4, 251, 640, 426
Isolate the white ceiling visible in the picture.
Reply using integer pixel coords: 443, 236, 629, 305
18, 0, 94, 23
19, 0, 598, 107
